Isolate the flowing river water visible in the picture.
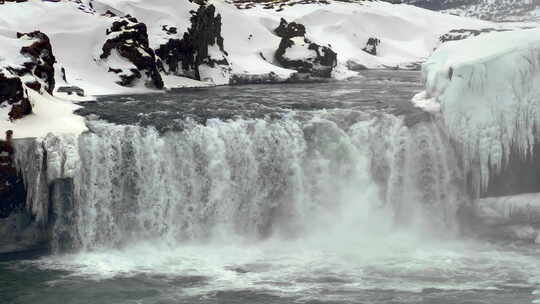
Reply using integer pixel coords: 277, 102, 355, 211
1, 71, 539, 304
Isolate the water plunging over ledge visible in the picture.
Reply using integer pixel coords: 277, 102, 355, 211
2, 71, 539, 304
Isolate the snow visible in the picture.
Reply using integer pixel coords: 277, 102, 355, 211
283, 37, 317, 61
419, 28, 540, 191
0, 35, 28, 69
0, 90, 87, 139
161, 74, 212, 89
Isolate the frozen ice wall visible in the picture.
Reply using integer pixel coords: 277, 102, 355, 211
419, 28, 540, 194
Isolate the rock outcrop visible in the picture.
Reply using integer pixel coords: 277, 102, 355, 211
0, 74, 31, 120
155, 5, 231, 84
362, 37, 380, 56
274, 18, 337, 78
101, 15, 164, 89
15, 31, 56, 94
0, 31, 57, 120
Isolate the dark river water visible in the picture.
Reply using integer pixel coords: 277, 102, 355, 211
75, 70, 428, 130
1, 71, 540, 304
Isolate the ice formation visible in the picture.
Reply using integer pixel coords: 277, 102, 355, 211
419, 28, 540, 193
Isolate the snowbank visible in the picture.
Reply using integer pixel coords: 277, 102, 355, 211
417, 28, 540, 191
0, 90, 87, 139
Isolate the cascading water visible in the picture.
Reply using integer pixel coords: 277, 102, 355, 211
5, 74, 540, 304
14, 109, 467, 252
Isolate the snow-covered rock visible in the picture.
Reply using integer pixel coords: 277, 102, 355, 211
155, 5, 231, 85
273, 18, 337, 78
100, 15, 164, 89
0, 31, 57, 120
417, 28, 540, 192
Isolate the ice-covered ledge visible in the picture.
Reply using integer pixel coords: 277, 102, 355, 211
470, 193, 540, 243
415, 28, 540, 192
474, 193, 540, 226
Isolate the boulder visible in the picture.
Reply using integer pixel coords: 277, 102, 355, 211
101, 15, 164, 89
273, 18, 337, 78
362, 37, 380, 56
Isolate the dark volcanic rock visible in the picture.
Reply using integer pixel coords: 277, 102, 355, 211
0, 31, 57, 120
0, 0, 29, 4
101, 15, 164, 89
155, 5, 230, 83
0, 74, 32, 120
16, 31, 56, 94
362, 37, 380, 56
274, 18, 306, 39
273, 18, 337, 78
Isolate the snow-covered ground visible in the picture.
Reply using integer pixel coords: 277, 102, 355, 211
415, 27, 540, 192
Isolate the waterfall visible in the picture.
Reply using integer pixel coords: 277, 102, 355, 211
13, 110, 468, 251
